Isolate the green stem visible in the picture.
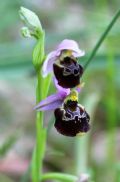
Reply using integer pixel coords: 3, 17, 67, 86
41, 173, 78, 182
84, 9, 120, 71
36, 72, 43, 179
31, 72, 47, 182
75, 135, 88, 175
36, 111, 43, 179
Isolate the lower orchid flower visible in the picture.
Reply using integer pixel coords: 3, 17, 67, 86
54, 90, 90, 137
35, 84, 90, 137
42, 39, 85, 88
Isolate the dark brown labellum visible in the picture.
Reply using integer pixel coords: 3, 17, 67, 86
53, 57, 83, 88
54, 100, 90, 137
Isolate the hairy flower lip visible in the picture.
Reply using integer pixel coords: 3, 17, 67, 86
53, 62, 83, 88
42, 39, 85, 77
54, 101, 90, 137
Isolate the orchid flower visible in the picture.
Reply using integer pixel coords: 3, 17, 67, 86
42, 39, 85, 88
35, 83, 90, 137
54, 90, 90, 137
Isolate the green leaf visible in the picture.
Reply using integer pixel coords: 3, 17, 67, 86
84, 9, 120, 71
0, 135, 17, 157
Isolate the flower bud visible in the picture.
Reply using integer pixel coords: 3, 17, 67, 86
19, 7, 43, 39
20, 7, 42, 30
21, 27, 31, 38
19, 7, 45, 69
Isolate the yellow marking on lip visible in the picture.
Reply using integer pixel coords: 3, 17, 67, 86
70, 95, 77, 101
70, 90, 78, 101
65, 50, 72, 56
61, 50, 72, 58
64, 90, 78, 103
76, 132, 85, 137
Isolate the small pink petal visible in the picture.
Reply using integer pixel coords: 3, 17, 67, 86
76, 87, 81, 93
53, 77, 70, 97
34, 80, 71, 111
42, 51, 57, 77
34, 93, 62, 110
72, 51, 85, 57
36, 100, 63, 111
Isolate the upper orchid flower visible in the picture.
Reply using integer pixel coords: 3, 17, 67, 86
42, 39, 85, 88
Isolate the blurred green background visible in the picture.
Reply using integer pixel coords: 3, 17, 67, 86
0, 0, 120, 182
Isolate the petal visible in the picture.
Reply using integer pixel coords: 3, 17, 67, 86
72, 50, 85, 57
76, 87, 81, 93
76, 82, 85, 92
34, 93, 63, 111
56, 39, 85, 57
36, 100, 63, 111
53, 77, 70, 97
42, 51, 57, 77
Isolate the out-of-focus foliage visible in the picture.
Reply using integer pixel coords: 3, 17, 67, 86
0, 0, 120, 182
0, 135, 17, 157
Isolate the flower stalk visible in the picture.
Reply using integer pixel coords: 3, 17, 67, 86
30, 19, 46, 182
19, 7, 48, 182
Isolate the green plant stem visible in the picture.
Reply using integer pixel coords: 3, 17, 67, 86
36, 112, 43, 178
31, 72, 47, 182
75, 135, 88, 175
84, 9, 120, 71
41, 173, 78, 182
